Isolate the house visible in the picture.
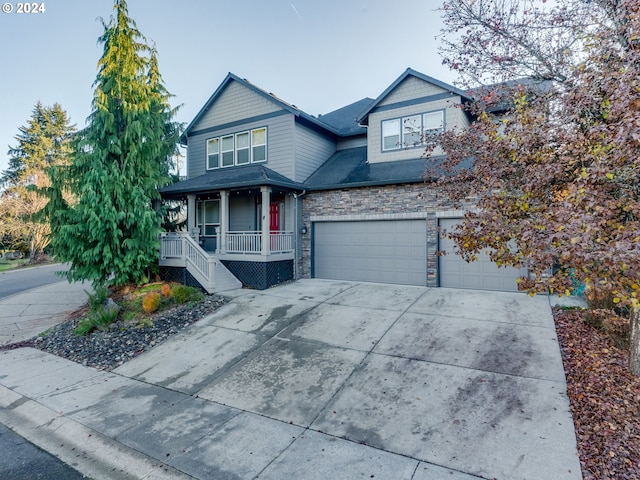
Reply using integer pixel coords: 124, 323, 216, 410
158, 68, 527, 293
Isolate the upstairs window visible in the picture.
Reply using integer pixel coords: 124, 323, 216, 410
207, 138, 219, 169
206, 127, 267, 169
252, 128, 266, 162
236, 132, 250, 165
381, 109, 445, 151
402, 115, 422, 148
382, 119, 400, 151
221, 135, 235, 167
423, 111, 444, 138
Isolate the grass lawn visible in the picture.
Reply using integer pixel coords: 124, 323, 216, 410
0, 259, 30, 273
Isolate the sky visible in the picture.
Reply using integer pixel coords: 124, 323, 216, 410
0, 0, 458, 174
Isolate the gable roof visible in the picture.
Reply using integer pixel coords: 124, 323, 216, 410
181, 73, 344, 144
315, 98, 374, 137
159, 164, 302, 199
357, 68, 472, 125
467, 77, 555, 113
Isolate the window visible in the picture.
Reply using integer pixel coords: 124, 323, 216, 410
221, 135, 234, 167
423, 111, 444, 136
196, 200, 220, 236
207, 138, 219, 169
382, 110, 445, 151
382, 119, 400, 151
206, 127, 267, 169
402, 115, 422, 148
236, 132, 250, 165
252, 128, 266, 162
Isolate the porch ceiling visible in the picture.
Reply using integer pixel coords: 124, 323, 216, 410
160, 165, 303, 200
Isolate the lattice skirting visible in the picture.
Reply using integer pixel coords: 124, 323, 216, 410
221, 260, 293, 290
158, 266, 206, 292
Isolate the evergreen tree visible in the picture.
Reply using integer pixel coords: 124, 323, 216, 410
0, 102, 75, 260
48, 0, 179, 287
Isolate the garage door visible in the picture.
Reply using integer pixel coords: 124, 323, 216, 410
439, 218, 525, 292
313, 220, 427, 286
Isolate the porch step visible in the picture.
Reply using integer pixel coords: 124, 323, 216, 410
211, 261, 242, 292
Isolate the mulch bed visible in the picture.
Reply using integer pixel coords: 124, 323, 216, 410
554, 308, 640, 479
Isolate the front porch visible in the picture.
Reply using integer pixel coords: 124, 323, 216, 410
159, 230, 295, 290
159, 168, 303, 291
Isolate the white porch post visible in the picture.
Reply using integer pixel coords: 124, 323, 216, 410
261, 186, 271, 256
187, 195, 196, 231
220, 190, 228, 254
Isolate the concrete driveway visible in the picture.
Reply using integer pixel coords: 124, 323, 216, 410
0, 279, 582, 480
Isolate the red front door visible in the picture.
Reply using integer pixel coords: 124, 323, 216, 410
269, 203, 279, 232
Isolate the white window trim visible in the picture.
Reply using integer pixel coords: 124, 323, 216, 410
206, 127, 268, 170
220, 135, 235, 168
402, 115, 422, 149
206, 138, 219, 169
251, 127, 267, 163
382, 118, 401, 152
235, 132, 250, 165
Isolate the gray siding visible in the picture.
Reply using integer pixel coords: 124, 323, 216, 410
337, 134, 367, 151
264, 115, 295, 179
293, 124, 336, 182
186, 135, 205, 179
379, 76, 447, 106
229, 196, 256, 231
368, 78, 470, 164
194, 81, 281, 132
186, 113, 295, 179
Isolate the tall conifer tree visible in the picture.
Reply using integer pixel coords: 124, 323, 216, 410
0, 102, 75, 259
49, 0, 179, 287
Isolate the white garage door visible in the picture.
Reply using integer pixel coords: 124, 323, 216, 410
439, 218, 525, 292
313, 220, 427, 286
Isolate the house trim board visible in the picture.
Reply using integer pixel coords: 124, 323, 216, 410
188, 110, 289, 139
368, 92, 460, 115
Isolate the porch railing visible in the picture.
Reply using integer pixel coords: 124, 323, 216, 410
270, 231, 294, 254
185, 235, 212, 280
159, 232, 242, 293
160, 232, 184, 259
226, 231, 262, 254
162, 231, 295, 259
160, 233, 215, 290
224, 231, 294, 255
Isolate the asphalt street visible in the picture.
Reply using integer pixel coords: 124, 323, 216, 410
0, 264, 69, 299
0, 421, 89, 479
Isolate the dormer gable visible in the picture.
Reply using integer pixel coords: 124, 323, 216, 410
357, 67, 471, 126
181, 73, 343, 144
361, 68, 473, 164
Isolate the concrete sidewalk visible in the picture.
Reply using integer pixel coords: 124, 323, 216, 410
0, 280, 583, 480
0, 276, 91, 347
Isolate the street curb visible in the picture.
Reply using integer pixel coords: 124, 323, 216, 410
0, 385, 194, 480
0, 262, 64, 276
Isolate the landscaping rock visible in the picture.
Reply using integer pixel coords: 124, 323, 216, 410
9, 295, 227, 371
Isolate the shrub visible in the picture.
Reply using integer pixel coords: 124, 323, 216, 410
161, 283, 171, 297
74, 317, 96, 336
142, 292, 161, 313
86, 285, 109, 313
170, 285, 204, 304
74, 305, 119, 336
